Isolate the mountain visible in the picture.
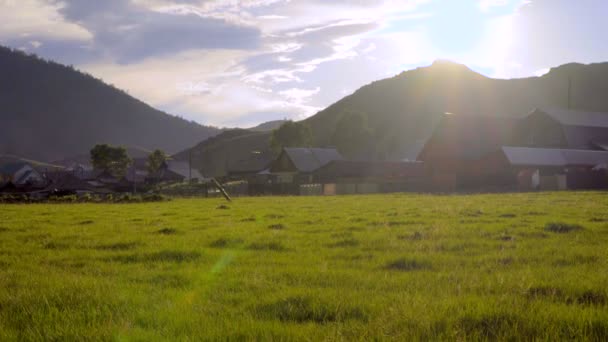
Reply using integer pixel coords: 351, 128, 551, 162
0, 46, 221, 162
0, 154, 64, 172
248, 120, 288, 132
179, 60, 608, 177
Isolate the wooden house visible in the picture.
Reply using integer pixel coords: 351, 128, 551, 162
0, 162, 45, 188
513, 108, 608, 150
416, 113, 519, 190
269, 148, 343, 184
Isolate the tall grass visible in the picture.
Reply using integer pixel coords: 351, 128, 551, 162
0, 192, 607, 340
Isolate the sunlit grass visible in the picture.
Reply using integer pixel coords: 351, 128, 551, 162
0, 192, 607, 340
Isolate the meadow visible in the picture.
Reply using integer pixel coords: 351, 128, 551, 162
0, 192, 607, 341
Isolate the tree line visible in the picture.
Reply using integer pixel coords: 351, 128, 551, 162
90, 144, 168, 178
270, 110, 377, 159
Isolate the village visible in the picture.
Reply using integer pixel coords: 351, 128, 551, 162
2, 107, 608, 200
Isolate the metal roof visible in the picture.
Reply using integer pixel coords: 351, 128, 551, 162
283, 148, 344, 172
502, 146, 608, 167
166, 161, 203, 180
535, 108, 608, 128
0, 162, 29, 175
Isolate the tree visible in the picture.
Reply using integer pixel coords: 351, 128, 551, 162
147, 149, 168, 175
331, 111, 375, 159
90, 144, 132, 177
270, 121, 312, 152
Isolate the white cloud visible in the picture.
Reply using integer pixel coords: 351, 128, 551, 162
479, 0, 510, 12
0, 0, 92, 42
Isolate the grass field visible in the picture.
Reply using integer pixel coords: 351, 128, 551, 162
1, 192, 607, 340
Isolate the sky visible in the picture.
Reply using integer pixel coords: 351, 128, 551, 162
1, 0, 607, 127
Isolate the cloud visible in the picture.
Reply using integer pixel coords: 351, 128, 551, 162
2, 0, 606, 128
0, 0, 92, 42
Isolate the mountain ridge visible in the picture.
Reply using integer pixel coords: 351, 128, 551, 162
179, 60, 608, 177
0, 46, 221, 162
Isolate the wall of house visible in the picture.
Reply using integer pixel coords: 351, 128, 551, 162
514, 112, 568, 148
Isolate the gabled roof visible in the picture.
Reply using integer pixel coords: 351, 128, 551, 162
502, 147, 608, 167
43, 173, 103, 192
533, 108, 608, 128
0, 162, 29, 175
283, 148, 344, 173
166, 161, 203, 180
590, 140, 608, 151
418, 113, 519, 162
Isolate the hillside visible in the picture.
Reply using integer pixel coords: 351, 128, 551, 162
181, 60, 608, 177
248, 120, 287, 132
0, 46, 221, 162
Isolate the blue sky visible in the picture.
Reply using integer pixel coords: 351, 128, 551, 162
1, 0, 607, 127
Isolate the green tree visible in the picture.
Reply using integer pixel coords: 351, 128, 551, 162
90, 144, 132, 177
331, 111, 375, 159
147, 149, 168, 175
270, 121, 312, 152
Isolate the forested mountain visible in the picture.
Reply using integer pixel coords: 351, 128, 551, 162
179, 60, 608, 177
0, 46, 220, 162
248, 120, 287, 132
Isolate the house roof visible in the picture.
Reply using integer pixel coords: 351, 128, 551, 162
166, 161, 203, 180
228, 153, 275, 175
0, 162, 28, 175
502, 147, 608, 167
590, 140, 608, 151
283, 148, 344, 173
43, 173, 106, 192
534, 108, 608, 128
418, 113, 519, 162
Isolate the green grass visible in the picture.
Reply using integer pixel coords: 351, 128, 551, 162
0, 192, 607, 340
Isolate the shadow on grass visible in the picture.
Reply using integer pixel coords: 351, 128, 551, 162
385, 258, 432, 271
209, 237, 244, 248
255, 296, 368, 323
456, 313, 533, 340
105, 250, 201, 263
247, 241, 287, 251
94, 242, 140, 251
526, 286, 606, 306
544, 222, 584, 233
156, 228, 178, 235
327, 238, 359, 248
43, 241, 71, 250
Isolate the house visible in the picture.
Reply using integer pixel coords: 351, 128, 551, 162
227, 153, 275, 180
42, 173, 112, 195
513, 108, 608, 150
269, 147, 344, 184
148, 160, 205, 182
418, 108, 608, 191
477, 147, 608, 190
312, 160, 428, 194
417, 113, 520, 190
0, 163, 45, 188
313, 160, 424, 182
